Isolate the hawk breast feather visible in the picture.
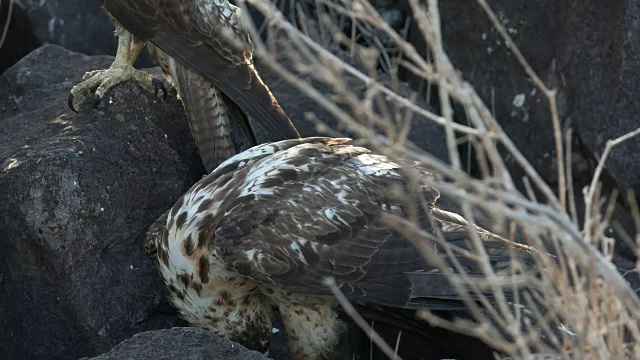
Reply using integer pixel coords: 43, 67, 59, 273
167, 138, 537, 310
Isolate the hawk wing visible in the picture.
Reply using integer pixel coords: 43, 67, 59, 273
100, 0, 300, 142
205, 138, 537, 309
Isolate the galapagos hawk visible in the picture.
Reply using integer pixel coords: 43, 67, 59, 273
145, 137, 538, 359
69, 0, 300, 171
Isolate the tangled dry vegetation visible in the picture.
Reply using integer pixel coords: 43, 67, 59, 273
235, 0, 640, 358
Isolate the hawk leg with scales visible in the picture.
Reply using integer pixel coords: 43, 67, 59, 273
68, 21, 166, 112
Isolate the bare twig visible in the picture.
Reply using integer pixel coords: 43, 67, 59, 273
584, 127, 640, 244
476, 0, 567, 211
239, 0, 640, 357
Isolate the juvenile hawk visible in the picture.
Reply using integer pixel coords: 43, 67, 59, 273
145, 137, 537, 359
69, 0, 300, 171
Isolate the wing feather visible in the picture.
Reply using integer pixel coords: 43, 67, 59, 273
168, 138, 539, 309
209, 139, 445, 306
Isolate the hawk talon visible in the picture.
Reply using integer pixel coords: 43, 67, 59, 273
68, 93, 78, 113
152, 78, 168, 100
68, 26, 153, 113
92, 94, 102, 110
68, 67, 161, 112
67, 86, 110, 113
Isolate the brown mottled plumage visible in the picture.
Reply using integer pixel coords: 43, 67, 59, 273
145, 137, 539, 359
146, 44, 258, 171
70, 0, 300, 171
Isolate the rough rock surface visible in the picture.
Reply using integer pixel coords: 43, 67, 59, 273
407, 0, 562, 188
82, 328, 268, 360
405, 0, 640, 259
557, 0, 640, 189
431, 0, 639, 189
0, 44, 199, 360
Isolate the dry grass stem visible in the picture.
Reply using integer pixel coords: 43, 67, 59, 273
237, 0, 640, 357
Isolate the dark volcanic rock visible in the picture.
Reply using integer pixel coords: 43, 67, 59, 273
402, 0, 640, 260
427, 0, 640, 191
614, 255, 640, 295
407, 0, 563, 187
558, 0, 640, 189
82, 328, 268, 360
0, 44, 202, 359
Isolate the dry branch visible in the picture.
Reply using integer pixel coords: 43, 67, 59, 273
238, 0, 640, 357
